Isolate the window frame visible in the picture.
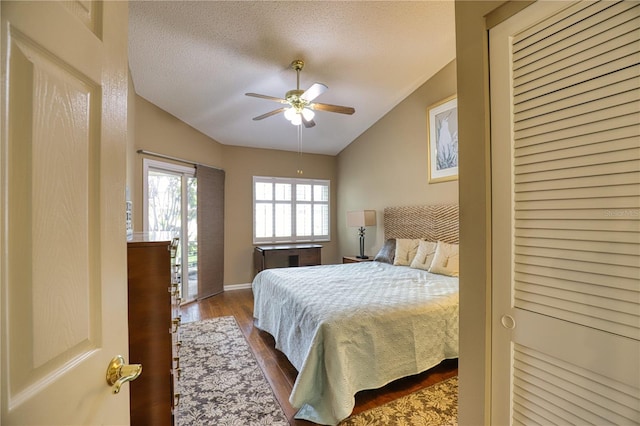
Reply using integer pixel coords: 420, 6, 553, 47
143, 158, 198, 302
253, 176, 330, 244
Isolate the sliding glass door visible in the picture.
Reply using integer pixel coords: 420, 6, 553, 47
143, 159, 198, 303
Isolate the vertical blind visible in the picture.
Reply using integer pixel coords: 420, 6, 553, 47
196, 165, 225, 299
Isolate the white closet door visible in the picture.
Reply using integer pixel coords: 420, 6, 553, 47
490, 1, 640, 425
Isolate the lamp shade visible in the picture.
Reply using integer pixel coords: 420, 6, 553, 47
290, 113, 302, 126
347, 210, 377, 227
301, 108, 315, 121
284, 107, 297, 121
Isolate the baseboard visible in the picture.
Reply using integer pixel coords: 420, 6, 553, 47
224, 283, 252, 292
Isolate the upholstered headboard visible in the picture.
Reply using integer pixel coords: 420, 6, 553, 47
383, 204, 459, 244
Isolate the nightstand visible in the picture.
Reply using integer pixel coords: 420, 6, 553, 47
343, 256, 374, 264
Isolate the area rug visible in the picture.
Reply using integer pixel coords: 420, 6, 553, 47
175, 316, 288, 426
339, 376, 458, 426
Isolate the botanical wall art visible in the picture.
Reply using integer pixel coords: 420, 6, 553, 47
427, 96, 458, 183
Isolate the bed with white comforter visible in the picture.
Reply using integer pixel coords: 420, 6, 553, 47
252, 260, 459, 425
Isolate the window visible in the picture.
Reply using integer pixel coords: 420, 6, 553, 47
253, 176, 330, 243
143, 159, 198, 303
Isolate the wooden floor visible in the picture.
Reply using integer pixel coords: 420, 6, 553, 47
181, 289, 458, 425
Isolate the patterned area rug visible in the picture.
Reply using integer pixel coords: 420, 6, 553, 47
340, 376, 458, 426
176, 316, 288, 426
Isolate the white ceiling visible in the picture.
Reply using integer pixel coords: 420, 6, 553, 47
129, 1, 456, 156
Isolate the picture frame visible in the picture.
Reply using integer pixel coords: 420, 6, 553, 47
427, 95, 458, 183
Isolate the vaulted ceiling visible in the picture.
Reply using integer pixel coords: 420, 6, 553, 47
128, 1, 456, 155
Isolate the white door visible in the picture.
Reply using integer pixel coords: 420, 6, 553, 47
490, 1, 640, 424
1, 1, 131, 424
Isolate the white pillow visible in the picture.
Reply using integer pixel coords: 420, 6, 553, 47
428, 241, 459, 277
410, 240, 437, 270
393, 238, 421, 266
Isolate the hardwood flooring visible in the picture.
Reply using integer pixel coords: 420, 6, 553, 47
181, 289, 458, 425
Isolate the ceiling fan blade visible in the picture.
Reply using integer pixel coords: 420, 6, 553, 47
302, 116, 316, 128
300, 83, 328, 102
253, 107, 287, 121
245, 93, 288, 104
309, 102, 355, 115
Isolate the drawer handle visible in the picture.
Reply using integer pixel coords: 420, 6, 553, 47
171, 317, 181, 333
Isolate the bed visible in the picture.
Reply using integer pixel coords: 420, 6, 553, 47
252, 204, 459, 425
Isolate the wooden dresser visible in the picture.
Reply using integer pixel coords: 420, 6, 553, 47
127, 234, 180, 425
254, 244, 322, 275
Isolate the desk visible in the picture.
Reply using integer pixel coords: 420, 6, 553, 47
254, 244, 322, 275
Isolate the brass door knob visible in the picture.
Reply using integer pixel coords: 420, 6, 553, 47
106, 355, 142, 394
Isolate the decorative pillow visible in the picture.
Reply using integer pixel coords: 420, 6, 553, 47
428, 241, 459, 277
410, 240, 438, 270
393, 238, 421, 266
373, 239, 396, 264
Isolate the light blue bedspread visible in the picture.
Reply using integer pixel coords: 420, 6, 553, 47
252, 261, 459, 425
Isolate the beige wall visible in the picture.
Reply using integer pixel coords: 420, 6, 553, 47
336, 60, 458, 258
133, 58, 459, 283
133, 95, 338, 286
126, 72, 136, 212
132, 96, 225, 236
455, 3, 495, 424
223, 146, 338, 283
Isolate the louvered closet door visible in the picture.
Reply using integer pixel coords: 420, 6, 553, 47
490, 1, 640, 425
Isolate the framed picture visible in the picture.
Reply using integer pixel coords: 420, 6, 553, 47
427, 95, 458, 183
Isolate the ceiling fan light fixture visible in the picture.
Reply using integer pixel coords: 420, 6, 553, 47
301, 108, 315, 121
246, 59, 355, 126
284, 107, 297, 122
290, 113, 302, 126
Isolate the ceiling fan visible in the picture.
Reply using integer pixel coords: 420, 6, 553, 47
245, 59, 355, 128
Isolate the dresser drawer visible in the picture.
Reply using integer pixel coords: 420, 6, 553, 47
263, 249, 298, 268
299, 248, 321, 266
127, 237, 175, 426
264, 249, 299, 258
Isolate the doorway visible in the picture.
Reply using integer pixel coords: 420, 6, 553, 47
143, 159, 198, 303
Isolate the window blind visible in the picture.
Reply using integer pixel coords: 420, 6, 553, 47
196, 165, 225, 299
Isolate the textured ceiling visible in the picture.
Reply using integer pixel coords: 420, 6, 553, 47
129, 1, 456, 156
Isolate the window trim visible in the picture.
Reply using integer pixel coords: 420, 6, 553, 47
142, 159, 195, 233
253, 176, 330, 244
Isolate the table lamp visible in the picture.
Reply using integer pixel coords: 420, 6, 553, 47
347, 210, 377, 259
